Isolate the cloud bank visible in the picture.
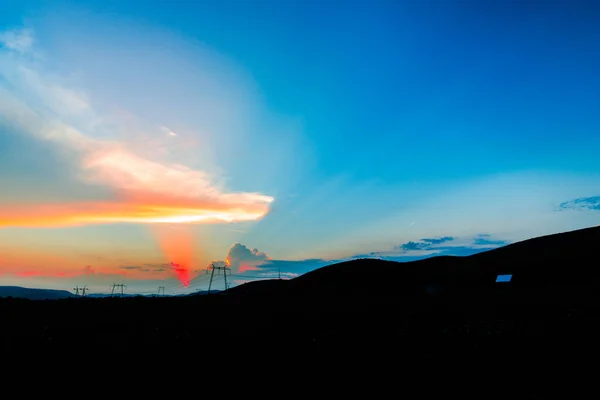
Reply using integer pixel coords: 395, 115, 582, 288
209, 243, 271, 273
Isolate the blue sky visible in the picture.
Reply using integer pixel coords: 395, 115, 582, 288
0, 0, 599, 294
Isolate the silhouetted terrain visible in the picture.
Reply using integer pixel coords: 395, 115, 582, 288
2, 226, 600, 375
227, 224, 600, 298
0, 286, 73, 300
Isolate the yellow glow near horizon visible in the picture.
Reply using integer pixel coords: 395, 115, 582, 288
0, 200, 272, 228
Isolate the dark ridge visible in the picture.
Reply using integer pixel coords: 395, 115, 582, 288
0, 286, 73, 300
224, 278, 290, 297
223, 226, 600, 298
469, 224, 599, 262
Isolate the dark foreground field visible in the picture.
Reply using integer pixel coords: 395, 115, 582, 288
2, 227, 600, 391
3, 284, 600, 354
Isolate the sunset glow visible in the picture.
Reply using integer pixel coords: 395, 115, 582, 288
0, 199, 272, 228
151, 225, 197, 286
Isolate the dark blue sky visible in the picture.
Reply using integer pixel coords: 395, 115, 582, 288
5, 0, 600, 182
107, 0, 600, 182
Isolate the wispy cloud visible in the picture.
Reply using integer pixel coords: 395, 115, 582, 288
421, 236, 454, 245
393, 236, 454, 252
0, 26, 274, 228
161, 126, 177, 137
559, 196, 600, 212
472, 234, 509, 246
120, 264, 169, 272
358, 233, 509, 261
0, 28, 33, 53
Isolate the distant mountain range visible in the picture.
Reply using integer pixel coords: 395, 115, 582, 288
0, 286, 73, 300
0, 287, 222, 300
85, 293, 143, 298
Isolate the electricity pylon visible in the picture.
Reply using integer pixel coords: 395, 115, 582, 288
207, 263, 230, 294
111, 283, 126, 298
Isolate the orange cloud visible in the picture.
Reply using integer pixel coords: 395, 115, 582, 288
0, 195, 272, 228
238, 263, 260, 273
210, 243, 271, 273
0, 73, 273, 229
0, 137, 273, 228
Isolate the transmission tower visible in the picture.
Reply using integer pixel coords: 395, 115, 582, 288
111, 283, 127, 298
74, 285, 90, 297
207, 263, 230, 294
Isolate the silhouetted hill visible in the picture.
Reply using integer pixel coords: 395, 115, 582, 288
0, 286, 73, 300
2, 225, 600, 382
186, 289, 221, 296
86, 293, 146, 298
223, 279, 289, 297
226, 226, 600, 299
467, 224, 600, 285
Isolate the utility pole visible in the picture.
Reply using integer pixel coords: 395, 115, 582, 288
207, 263, 230, 294
81, 286, 88, 297
158, 286, 165, 296
73, 286, 80, 297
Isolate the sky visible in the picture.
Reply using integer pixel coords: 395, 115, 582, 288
0, 0, 599, 295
